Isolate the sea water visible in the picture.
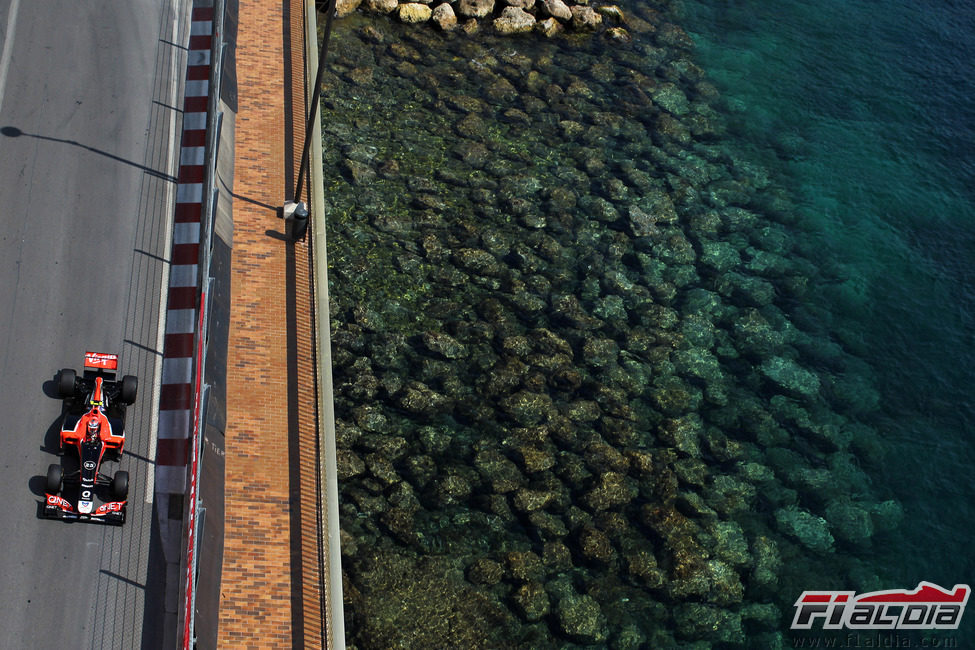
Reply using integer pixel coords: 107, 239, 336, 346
321, 0, 975, 645
677, 0, 975, 596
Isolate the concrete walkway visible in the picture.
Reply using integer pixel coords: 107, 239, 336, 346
216, 0, 326, 646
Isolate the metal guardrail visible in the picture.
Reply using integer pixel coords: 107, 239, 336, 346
302, 2, 346, 647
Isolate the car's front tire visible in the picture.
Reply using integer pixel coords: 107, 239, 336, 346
46, 464, 62, 494
112, 471, 129, 500
57, 369, 76, 399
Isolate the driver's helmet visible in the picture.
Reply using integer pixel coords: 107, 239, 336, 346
86, 416, 100, 440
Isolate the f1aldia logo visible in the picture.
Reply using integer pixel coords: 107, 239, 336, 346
792, 582, 969, 630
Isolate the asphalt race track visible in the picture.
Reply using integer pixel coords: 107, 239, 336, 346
0, 1, 190, 647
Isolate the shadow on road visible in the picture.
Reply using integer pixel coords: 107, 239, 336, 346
0, 126, 177, 183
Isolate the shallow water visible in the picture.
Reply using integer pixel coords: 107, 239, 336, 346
321, 1, 975, 646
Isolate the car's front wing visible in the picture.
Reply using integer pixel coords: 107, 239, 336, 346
43, 494, 126, 525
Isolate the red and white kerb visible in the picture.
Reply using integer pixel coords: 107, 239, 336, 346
156, 5, 213, 496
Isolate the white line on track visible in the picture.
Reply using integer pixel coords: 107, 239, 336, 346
0, 0, 21, 113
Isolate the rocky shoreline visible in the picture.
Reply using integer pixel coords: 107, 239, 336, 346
336, 0, 636, 38
321, 4, 902, 647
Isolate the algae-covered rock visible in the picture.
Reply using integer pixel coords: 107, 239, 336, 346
511, 582, 550, 622
624, 548, 665, 589
707, 519, 751, 568
582, 471, 636, 511
353, 552, 519, 647
698, 239, 741, 273
336, 448, 366, 480
433, 471, 473, 506
673, 602, 744, 644
512, 487, 555, 513
397, 381, 450, 414
582, 337, 619, 368
556, 593, 608, 644
473, 449, 525, 493
870, 499, 904, 533
658, 414, 703, 458
467, 557, 504, 585
505, 550, 544, 582
775, 505, 834, 553
502, 390, 554, 425
421, 330, 469, 359
825, 498, 874, 544
761, 356, 821, 398
672, 347, 722, 385
577, 525, 614, 563
704, 474, 756, 515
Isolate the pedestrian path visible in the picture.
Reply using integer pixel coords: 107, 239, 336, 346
215, 0, 326, 646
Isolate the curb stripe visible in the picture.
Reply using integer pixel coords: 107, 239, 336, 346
168, 287, 198, 310
165, 333, 195, 358
157, 438, 189, 466
178, 165, 205, 183
159, 384, 193, 411
156, 4, 212, 507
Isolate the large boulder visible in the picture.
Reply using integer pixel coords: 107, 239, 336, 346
336, 0, 363, 17
362, 0, 398, 13
539, 0, 571, 20
431, 2, 458, 29
570, 5, 602, 30
398, 2, 433, 21
494, 6, 535, 33
457, 0, 494, 17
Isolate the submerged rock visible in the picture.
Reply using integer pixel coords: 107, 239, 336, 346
775, 505, 834, 553
761, 356, 822, 398
570, 5, 602, 30
556, 593, 608, 645
512, 582, 550, 622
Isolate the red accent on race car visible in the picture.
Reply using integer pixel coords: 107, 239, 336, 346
47, 494, 74, 512
95, 501, 126, 515
84, 351, 119, 371
92, 376, 104, 404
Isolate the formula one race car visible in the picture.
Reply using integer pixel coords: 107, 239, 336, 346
43, 352, 137, 525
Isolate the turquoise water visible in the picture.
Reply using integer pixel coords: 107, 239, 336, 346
321, 1, 975, 646
678, 0, 975, 591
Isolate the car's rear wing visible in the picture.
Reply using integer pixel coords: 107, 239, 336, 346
84, 352, 119, 372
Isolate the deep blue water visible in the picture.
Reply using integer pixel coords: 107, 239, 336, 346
680, 0, 975, 606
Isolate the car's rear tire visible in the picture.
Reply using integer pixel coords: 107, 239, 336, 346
120, 375, 138, 405
112, 471, 129, 500
46, 464, 63, 494
57, 369, 76, 399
